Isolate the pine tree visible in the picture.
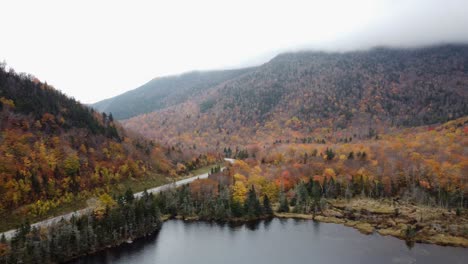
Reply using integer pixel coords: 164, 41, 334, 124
231, 199, 244, 217
244, 185, 261, 217
278, 191, 289, 213
263, 194, 273, 216
312, 180, 321, 203
328, 177, 337, 198
125, 188, 135, 204
325, 148, 335, 160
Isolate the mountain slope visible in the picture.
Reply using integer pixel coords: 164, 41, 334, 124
122, 45, 468, 153
0, 65, 173, 215
92, 68, 253, 120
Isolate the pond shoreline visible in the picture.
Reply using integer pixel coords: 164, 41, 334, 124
64, 198, 467, 263
274, 198, 468, 248
168, 198, 468, 248
68, 217, 468, 264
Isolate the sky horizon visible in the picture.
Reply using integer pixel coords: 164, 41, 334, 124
2, 0, 468, 104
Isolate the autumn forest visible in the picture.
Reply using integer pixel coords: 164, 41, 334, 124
1, 45, 468, 263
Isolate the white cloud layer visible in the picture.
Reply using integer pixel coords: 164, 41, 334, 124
1, 0, 467, 103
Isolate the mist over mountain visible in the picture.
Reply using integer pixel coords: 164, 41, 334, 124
92, 68, 252, 120
2, 2, 468, 262
91, 45, 468, 152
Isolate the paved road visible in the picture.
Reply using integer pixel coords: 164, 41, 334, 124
133, 172, 211, 199
1, 159, 235, 240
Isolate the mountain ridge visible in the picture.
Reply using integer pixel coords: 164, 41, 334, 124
119, 44, 468, 153
92, 67, 254, 120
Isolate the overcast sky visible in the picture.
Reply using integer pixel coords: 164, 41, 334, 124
1, 0, 468, 104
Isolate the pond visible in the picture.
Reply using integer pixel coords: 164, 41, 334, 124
70, 219, 467, 264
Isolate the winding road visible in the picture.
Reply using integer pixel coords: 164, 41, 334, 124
0, 158, 235, 240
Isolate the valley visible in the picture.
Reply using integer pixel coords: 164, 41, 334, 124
2, 1, 468, 263
1, 45, 467, 263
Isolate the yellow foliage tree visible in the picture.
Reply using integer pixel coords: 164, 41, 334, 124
323, 168, 336, 179
231, 181, 247, 203
262, 182, 280, 202
233, 173, 247, 183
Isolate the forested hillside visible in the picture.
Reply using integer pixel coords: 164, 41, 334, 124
123, 45, 468, 154
92, 68, 253, 120
0, 64, 173, 218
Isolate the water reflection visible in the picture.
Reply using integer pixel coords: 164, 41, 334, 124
312, 219, 320, 235
245, 220, 261, 231
70, 219, 468, 264
405, 240, 415, 249
277, 217, 288, 226
70, 230, 161, 264
263, 218, 272, 230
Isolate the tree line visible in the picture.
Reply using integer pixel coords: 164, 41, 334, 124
0, 181, 274, 263
0, 190, 161, 263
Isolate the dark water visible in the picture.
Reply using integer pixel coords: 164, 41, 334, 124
71, 219, 467, 264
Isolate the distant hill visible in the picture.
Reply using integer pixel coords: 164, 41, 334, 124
0, 65, 173, 213
91, 68, 253, 120
121, 45, 468, 153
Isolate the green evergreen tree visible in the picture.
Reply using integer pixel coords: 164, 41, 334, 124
325, 148, 335, 160
231, 199, 244, 217
263, 194, 273, 216
293, 182, 309, 213
278, 191, 289, 213
244, 185, 261, 217
125, 188, 135, 204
